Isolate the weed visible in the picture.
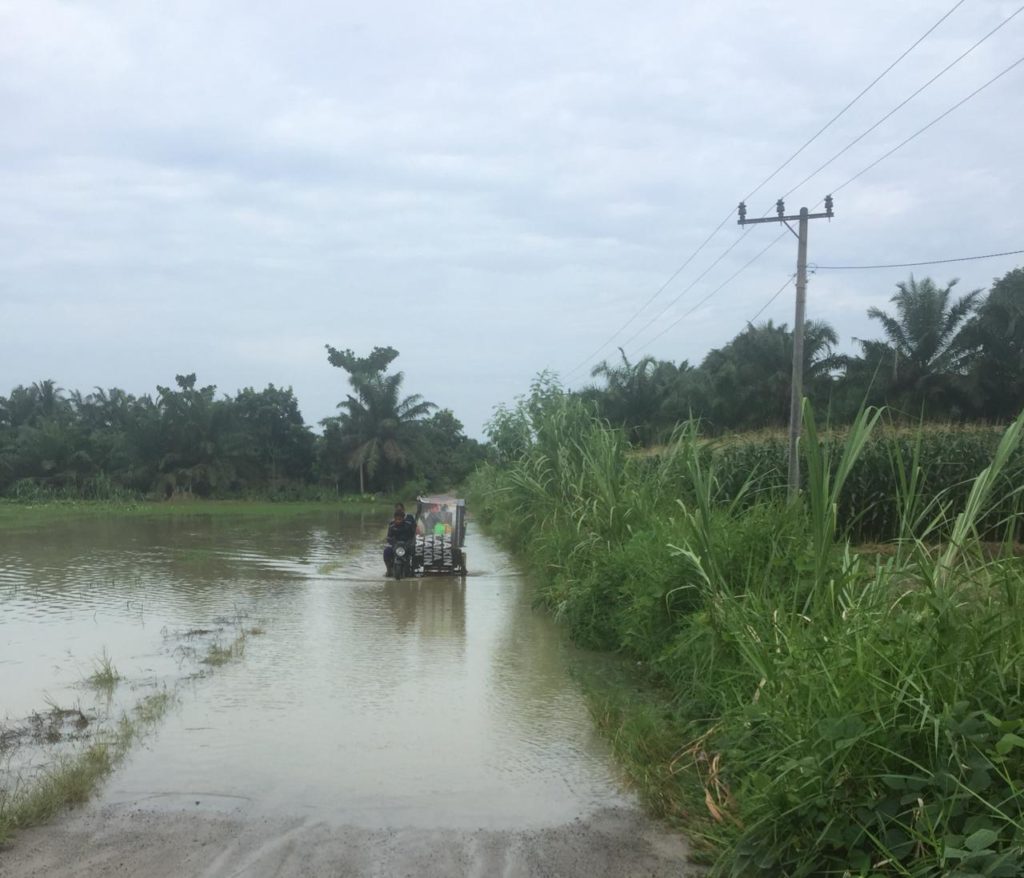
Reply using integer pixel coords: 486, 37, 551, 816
201, 631, 247, 666
85, 649, 121, 689
0, 690, 174, 843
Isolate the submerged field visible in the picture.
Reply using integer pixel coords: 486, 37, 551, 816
470, 401, 1024, 876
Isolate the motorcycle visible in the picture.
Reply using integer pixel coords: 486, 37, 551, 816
391, 539, 416, 580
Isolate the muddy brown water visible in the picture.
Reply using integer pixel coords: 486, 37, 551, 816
2, 511, 641, 831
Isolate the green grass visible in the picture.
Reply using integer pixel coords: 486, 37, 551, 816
85, 649, 121, 689
0, 497, 391, 530
470, 397, 1024, 876
200, 630, 248, 667
0, 691, 174, 843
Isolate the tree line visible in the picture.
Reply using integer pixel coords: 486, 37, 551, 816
0, 347, 485, 500
568, 267, 1024, 446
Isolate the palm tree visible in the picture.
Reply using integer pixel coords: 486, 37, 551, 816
337, 372, 436, 493
864, 275, 981, 414
700, 320, 841, 430
968, 267, 1024, 419
589, 349, 675, 445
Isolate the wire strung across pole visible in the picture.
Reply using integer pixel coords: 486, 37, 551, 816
833, 53, 1024, 195
562, 2, 968, 379
630, 232, 788, 354
814, 248, 1024, 270
746, 274, 798, 325
782, 4, 1024, 202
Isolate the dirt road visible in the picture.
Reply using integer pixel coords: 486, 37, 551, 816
0, 802, 698, 877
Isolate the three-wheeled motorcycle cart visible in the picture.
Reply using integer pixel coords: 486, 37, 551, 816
413, 494, 467, 575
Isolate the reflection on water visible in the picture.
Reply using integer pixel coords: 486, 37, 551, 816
0, 512, 627, 829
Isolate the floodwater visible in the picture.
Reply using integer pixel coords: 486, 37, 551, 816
0, 510, 631, 830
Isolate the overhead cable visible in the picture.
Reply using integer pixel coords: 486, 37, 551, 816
629, 232, 788, 354
746, 274, 798, 325
783, 3, 1024, 201
832, 52, 1024, 195
815, 247, 1024, 270
563, 1, 967, 378
747, 0, 970, 205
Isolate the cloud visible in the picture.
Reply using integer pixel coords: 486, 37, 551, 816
1, 0, 1022, 435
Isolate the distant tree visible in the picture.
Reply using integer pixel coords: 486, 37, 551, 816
968, 267, 1024, 419
412, 409, 487, 488
699, 320, 841, 431
233, 385, 315, 485
155, 374, 235, 496
588, 349, 684, 445
326, 346, 436, 493
859, 274, 981, 416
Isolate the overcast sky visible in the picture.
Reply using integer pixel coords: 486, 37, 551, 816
2, 0, 1022, 437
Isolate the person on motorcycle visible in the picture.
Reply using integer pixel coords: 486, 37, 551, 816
383, 503, 416, 576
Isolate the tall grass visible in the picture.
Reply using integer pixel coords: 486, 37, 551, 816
469, 398, 1024, 875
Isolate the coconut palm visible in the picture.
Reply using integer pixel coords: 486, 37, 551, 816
337, 371, 436, 493
864, 275, 981, 414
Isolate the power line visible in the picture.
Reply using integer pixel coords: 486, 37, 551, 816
815, 248, 1024, 270
564, 2, 966, 379
611, 228, 754, 358
630, 231, 788, 354
746, 274, 797, 324
626, 13, 1024, 354
564, 214, 734, 377
624, 52, 1024, 356
833, 52, 1024, 195
746, 0, 970, 206
782, 3, 1024, 201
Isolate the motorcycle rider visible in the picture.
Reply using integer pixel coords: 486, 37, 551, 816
383, 503, 416, 576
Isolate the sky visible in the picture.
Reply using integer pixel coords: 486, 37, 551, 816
2, 0, 1022, 438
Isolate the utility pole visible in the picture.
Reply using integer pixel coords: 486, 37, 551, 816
737, 196, 834, 499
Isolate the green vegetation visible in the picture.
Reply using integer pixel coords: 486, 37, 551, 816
1, 621, 263, 843
471, 388, 1024, 875
0, 346, 484, 502
574, 268, 1024, 442
201, 630, 248, 667
0, 497, 388, 532
85, 650, 121, 689
0, 691, 173, 843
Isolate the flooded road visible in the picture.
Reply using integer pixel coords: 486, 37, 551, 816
1, 510, 695, 876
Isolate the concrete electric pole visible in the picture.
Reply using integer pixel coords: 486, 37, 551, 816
737, 196, 834, 499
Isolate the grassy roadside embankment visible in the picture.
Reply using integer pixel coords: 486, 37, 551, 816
469, 399, 1024, 876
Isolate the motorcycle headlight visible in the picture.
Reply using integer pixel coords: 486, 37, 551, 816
395, 545, 406, 557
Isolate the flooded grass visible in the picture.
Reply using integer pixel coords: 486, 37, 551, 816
1, 611, 264, 843
85, 650, 121, 689
201, 632, 247, 667
0, 691, 174, 844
